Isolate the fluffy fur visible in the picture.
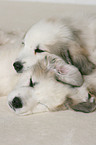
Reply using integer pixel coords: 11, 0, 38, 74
0, 16, 96, 115
0, 28, 83, 96
7, 55, 96, 115
14, 16, 96, 75
0, 30, 23, 96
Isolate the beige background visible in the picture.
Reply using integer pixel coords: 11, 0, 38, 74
1, 0, 96, 5
0, 2, 96, 145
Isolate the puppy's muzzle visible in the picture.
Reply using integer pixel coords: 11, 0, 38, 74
13, 61, 23, 72
9, 97, 23, 111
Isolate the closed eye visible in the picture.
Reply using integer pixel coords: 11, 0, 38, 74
22, 42, 24, 44
22, 41, 25, 46
29, 78, 35, 87
29, 78, 38, 87
35, 45, 45, 54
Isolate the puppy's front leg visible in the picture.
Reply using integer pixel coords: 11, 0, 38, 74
71, 93, 96, 113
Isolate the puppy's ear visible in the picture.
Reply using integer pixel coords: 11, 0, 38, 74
55, 62, 84, 87
61, 42, 95, 75
45, 55, 83, 87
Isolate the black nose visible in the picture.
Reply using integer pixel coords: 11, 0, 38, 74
12, 97, 23, 109
13, 61, 23, 72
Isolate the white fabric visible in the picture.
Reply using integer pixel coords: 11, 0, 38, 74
0, 2, 96, 145
0, 96, 96, 145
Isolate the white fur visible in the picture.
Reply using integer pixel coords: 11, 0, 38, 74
15, 16, 96, 72
7, 64, 96, 115
1, 16, 96, 115
7, 69, 88, 115
0, 30, 23, 96
1, 16, 96, 97
7, 55, 92, 115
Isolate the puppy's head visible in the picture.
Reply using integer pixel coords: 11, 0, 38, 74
7, 76, 50, 115
13, 18, 95, 75
7, 73, 71, 115
13, 18, 76, 73
13, 19, 60, 73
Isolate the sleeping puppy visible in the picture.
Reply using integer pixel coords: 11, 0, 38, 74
7, 55, 96, 115
13, 16, 96, 75
0, 30, 84, 97
1, 16, 96, 97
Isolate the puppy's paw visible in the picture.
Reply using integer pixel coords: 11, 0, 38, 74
72, 93, 96, 113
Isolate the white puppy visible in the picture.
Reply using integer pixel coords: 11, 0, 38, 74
13, 16, 96, 75
1, 16, 96, 115
1, 16, 96, 96
7, 55, 96, 115
0, 27, 85, 96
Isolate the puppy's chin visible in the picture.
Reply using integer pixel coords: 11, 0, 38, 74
15, 110, 32, 116
14, 103, 49, 116
32, 103, 49, 114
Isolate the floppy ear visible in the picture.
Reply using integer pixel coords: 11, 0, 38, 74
47, 40, 95, 75
45, 55, 83, 87
60, 41, 95, 75
54, 62, 84, 87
